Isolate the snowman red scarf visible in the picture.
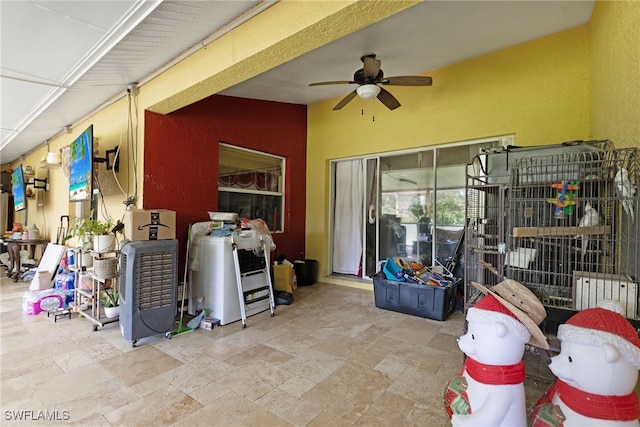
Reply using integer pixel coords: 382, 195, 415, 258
541, 379, 640, 421
464, 356, 525, 385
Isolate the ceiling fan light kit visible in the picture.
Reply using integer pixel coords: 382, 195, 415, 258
309, 54, 432, 111
356, 84, 381, 99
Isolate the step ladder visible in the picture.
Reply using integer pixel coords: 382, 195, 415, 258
231, 230, 275, 328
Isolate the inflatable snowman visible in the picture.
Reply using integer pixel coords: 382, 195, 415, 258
444, 279, 549, 427
530, 300, 640, 427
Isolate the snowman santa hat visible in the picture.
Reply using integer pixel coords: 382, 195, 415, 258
558, 299, 640, 369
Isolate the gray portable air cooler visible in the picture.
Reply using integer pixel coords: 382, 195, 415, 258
119, 239, 178, 347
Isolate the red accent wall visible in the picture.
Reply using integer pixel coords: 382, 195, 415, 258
144, 95, 307, 271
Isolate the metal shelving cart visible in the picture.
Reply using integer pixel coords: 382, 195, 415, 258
74, 250, 120, 331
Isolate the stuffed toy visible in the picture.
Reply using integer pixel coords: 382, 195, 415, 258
529, 300, 640, 427
445, 279, 549, 427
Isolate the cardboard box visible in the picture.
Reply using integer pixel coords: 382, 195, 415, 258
29, 270, 52, 290
273, 264, 296, 293
124, 209, 176, 241
373, 277, 458, 321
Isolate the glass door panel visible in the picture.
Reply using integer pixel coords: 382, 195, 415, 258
378, 151, 434, 267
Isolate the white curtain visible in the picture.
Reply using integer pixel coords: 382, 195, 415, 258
332, 159, 364, 275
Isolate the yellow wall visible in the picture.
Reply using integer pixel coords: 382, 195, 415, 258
306, 25, 592, 288
589, 0, 640, 148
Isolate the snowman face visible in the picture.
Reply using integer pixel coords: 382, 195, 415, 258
458, 319, 526, 365
550, 340, 638, 395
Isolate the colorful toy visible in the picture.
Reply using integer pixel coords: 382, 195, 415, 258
547, 181, 580, 217
444, 279, 548, 427
529, 300, 640, 427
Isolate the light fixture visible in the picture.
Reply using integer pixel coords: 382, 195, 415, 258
356, 84, 381, 99
64, 125, 72, 134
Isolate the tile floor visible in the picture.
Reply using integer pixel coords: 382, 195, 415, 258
0, 269, 554, 426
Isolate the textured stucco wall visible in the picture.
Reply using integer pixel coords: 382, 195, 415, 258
589, 0, 640, 148
306, 26, 592, 286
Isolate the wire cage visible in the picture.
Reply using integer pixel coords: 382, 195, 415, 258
464, 144, 639, 324
464, 154, 508, 306
507, 147, 639, 321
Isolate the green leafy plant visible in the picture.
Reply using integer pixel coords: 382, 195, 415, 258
63, 210, 119, 253
409, 201, 426, 223
101, 287, 119, 308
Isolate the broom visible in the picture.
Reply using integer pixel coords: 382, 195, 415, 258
169, 223, 194, 337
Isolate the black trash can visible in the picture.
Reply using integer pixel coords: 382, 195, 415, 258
294, 259, 317, 286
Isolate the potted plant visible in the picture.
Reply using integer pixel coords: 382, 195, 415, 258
101, 287, 119, 318
64, 211, 122, 254
90, 217, 117, 253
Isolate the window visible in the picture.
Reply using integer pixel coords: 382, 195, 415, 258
217, 143, 284, 232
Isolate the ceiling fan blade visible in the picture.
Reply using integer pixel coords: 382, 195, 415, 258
381, 76, 433, 86
377, 87, 401, 110
309, 80, 355, 86
333, 90, 358, 110
363, 56, 381, 81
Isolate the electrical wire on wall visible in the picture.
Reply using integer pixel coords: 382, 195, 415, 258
127, 84, 139, 209
102, 84, 139, 219
90, 83, 139, 226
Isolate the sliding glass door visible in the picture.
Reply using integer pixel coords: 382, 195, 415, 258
330, 138, 505, 280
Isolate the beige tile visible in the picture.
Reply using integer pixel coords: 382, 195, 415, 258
104, 384, 202, 426
302, 361, 391, 423
278, 348, 345, 383
216, 359, 291, 401
264, 330, 321, 356
255, 387, 324, 427
129, 375, 171, 397
4, 270, 621, 427
161, 354, 232, 394
384, 317, 442, 345
0, 353, 60, 382
387, 342, 451, 373
224, 343, 292, 367
173, 392, 291, 427
0, 375, 39, 407
387, 365, 445, 403
278, 374, 318, 398
51, 348, 95, 372
374, 354, 410, 380
99, 344, 183, 386
75, 337, 124, 362
355, 324, 392, 342
425, 330, 460, 352
30, 362, 118, 405
406, 401, 452, 427
188, 381, 232, 406
355, 391, 416, 426
307, 410, 354, 427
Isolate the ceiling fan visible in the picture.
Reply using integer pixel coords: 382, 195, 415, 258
309, 54, 432, 111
